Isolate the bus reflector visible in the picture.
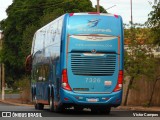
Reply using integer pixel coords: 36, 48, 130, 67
62, 69, 72, 91
69, 13, 74, 16
64, 98, 69, 101
113, 70, 123, 92
114, 14, 119, 18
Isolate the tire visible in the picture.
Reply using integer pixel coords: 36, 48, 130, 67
91, 108, 99, 114
74, 106, 83, 111
31, 88, 34, 102
49, 96, 54, 112
100, 107, 111, 115
38, 103, 44, 110
49, 89, 63, 112
53, 100, 63, 113
34, 96, 44, 110
35, 103, 44, 110
34, 96, 38, 110
32, 87, 36, 102
35, 103, 38, 110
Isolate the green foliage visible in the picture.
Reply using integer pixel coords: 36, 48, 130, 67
95, 5, 107, 13
13, 76, 31, 103
123, 23, 159, 105
14, 76, 30, 91
124, 23, 157, 86
71, 0, 94, 12
0, 0, 106, 87
142, 101, 150, 107
146, 2, 160, 44
0, 89, 20, 94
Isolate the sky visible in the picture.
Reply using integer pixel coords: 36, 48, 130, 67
0, 0, 156, 24
90, 0, 155, 24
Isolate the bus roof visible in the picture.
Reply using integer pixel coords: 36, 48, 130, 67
67, 13, 123, 36
34, 12, 123, 37
69, 12, 120, 18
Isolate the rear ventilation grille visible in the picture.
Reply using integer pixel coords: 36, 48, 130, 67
71, 54, 116, 76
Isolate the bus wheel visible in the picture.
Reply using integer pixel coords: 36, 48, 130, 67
34, 96, 44, 110
38, 103, 44, 110
55, 105, 63, 113
74, 106, 83, 111
34, 96, 38, 110
49, 96, 54, 112
91, 108, 99, 114
100, 107, 111, 115
32, 95, 36, 103
35, 103, 44, 110
35, 103, 38, 110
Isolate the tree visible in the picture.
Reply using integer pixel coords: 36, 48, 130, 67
95, 5, 107, 13
154, 0, 158, 4
147, 2, 160, 44
148, 60, 160, 106
0, 0, 106, 87
0, 0, 47, 87
123, 23, 157, 105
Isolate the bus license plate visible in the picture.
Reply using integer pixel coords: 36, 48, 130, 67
87, 98, 98, 102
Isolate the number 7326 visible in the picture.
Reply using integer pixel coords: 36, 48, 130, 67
85, 78, 101, 83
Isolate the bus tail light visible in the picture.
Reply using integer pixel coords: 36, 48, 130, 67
113, 70, 123, 92
61, 69, 72, 91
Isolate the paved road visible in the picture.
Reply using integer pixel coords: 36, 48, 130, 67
0, 102, 159, 120
0, 101, 124, 116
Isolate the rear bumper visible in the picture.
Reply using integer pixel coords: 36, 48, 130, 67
59, 88, 122, 107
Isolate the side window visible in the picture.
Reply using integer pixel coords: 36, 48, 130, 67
58, 18, 63, 35
31, 67, 37, 83
37, 66, 43, 81
32, 66, 39, 82
52, 22, 57, 43
42, 66, 46, 81
34, 31, 45, 51
44, 65, 50, 81
36, 65, 50, 82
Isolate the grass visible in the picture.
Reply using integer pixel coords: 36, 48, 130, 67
0, 89, 21, 94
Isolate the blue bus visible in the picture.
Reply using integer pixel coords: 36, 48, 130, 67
27, 13, 124, 114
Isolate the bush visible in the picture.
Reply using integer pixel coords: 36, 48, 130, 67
14, 76, 31, 104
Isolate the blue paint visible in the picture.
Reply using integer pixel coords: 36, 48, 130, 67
31, 13, 124, 111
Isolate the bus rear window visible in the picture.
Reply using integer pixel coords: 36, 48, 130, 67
68, 15, 121, 36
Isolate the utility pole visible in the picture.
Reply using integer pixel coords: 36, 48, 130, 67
97, 0, 100, 13
0, 64, 1, 91
0, 32, 5, 100
130, 0, 133, 28
2, 63, 5, 100
0, 32, 2, 93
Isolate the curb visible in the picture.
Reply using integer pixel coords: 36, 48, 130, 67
117, 106, 160, 112
0, 99, 160, 112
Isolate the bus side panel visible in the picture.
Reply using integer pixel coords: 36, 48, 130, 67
31, 14, 65, 104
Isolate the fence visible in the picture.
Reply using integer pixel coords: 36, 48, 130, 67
122, 76, 160, 106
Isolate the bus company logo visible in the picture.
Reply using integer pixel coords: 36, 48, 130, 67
88, 19, 100, 27
91, 49, 96, 53
2, 112, 11, 117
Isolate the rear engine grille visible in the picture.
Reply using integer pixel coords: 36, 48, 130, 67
71, 54, 116, 76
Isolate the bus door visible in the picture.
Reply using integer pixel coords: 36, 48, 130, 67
52, 64, 60, 101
